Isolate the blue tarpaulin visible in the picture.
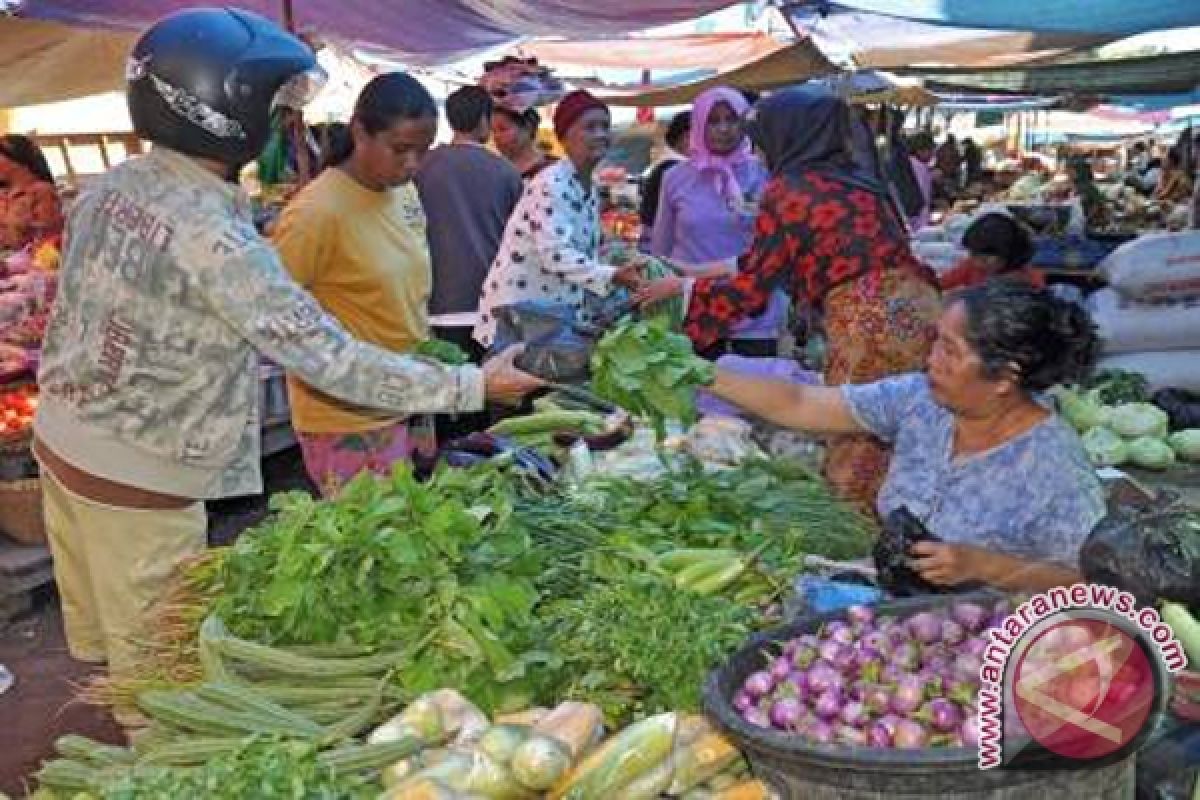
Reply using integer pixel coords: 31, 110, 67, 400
790, 1, 1200, 35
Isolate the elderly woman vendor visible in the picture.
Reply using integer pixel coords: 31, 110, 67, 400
707, 283, 1106, 592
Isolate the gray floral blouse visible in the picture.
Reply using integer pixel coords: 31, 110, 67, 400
842, 374, 1106, 569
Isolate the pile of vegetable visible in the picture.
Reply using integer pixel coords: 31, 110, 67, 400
1055, 381, 1200, 469
732, 598, 1018, 749
375, 694, 771, 799
35, 685, 776, 800
93, 456, 873, 729
591, 318, 715, 439
0, 381, 36, 437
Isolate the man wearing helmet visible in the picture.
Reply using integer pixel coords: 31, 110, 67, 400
31, 8, 540, 702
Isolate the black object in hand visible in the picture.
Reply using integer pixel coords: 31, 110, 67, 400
874, 508, 946, 596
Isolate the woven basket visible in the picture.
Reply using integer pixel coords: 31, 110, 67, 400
0, 426, 32, 454
0, 477, 45, 545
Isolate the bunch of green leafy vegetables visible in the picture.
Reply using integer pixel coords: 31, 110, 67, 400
98, 737, 376, 800
590, 318, 715, 439
572, 457, 875, 573
415, 338, 470, 366
536, 574, 754, 724
213, 464, 552, 713
506, 457, 874, 722
1084, 368, 1149, 405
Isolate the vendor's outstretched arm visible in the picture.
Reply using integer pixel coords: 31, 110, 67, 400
975, 552, 1083, 593
912, 541, 1082, 593
709, 369, 863, 435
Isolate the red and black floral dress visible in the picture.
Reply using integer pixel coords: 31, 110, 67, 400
685, 169, 942, 514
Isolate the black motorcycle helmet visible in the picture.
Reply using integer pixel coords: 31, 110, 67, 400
127, 7, 321, 169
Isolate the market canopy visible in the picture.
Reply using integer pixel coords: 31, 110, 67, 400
10, 0, 742, 65
785, 1, 1200, 35
902, 50, 1200, 96
585, 40, 837, 108
786, 6, 1112, 69
0, 17, 136, 107
517, 33, 788, 71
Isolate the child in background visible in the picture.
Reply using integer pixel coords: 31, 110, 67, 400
939, 212, 1044, 292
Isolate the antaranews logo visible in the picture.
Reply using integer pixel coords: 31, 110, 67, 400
977, 584, 1185, 770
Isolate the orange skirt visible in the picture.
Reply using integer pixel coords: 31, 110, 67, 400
822, 270, 941, 515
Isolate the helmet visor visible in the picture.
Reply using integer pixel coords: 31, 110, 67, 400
272, 65, 328, 110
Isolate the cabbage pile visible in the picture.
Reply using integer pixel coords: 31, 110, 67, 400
1053, 386, 1200, 470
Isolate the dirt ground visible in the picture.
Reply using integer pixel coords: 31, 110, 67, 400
0, 446, 314, 796
0, 592, 125, 797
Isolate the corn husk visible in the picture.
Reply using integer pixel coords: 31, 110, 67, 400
667, 731, 741, 794
549, 712, 677, 800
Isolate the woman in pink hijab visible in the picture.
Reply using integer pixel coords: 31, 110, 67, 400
648, 86, 787, 359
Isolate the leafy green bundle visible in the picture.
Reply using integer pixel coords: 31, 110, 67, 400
539, 576, 753, 723
214, 465, 548, 712
98, 738, 377, 800
591, 318, 715, 439
414, 338, 470, 366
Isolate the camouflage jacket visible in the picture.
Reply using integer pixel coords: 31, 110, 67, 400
36, 148, 482, 499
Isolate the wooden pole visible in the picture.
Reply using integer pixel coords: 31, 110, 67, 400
282, 0, 295, 32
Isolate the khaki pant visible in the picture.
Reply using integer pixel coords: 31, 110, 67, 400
41, 468, 206, 682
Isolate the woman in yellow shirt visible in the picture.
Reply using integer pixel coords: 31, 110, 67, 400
273, 73, 440, 496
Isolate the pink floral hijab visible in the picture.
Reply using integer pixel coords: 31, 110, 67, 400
688, 86, 755, 206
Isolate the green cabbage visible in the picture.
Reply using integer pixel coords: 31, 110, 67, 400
1082, 427, 1128, 467
1126, 436, 1176, 470
1053, 387, 1110, 434
1108, 403, 1169, 439
1167, 429, 1200, 463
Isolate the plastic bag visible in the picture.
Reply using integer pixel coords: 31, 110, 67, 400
491, 302, 579, 354
1079, 510, 1200, 608
1153, 388, 1200, 431
490, 301, 599, 383
516, 326, 596, 384
872, 508, 985, 597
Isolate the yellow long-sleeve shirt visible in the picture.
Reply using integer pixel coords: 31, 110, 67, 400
272, 168, 432, 434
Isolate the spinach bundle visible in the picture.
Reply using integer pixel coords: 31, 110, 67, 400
590, 318, 715, 439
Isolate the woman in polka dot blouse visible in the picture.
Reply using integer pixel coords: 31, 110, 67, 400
474, 91, 642, 348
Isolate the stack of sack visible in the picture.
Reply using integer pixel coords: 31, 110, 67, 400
1090, 230, 1200, 392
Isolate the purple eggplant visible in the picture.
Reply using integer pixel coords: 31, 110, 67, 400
907, 611, 944, 645
889, 675, 925, 715
805, 661, 843, 695
743, 670, 774, 699
808, 720, 835, 745
769, 696, 806, 731
867, 721, 894, 748
733, 690, 754, 713
846, 604, 877, 627
929, 698, 963, 733
840, 700, 868, 728
951, 602, 988, 633
893, 718, 929, 749
813, 688, 844, 721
